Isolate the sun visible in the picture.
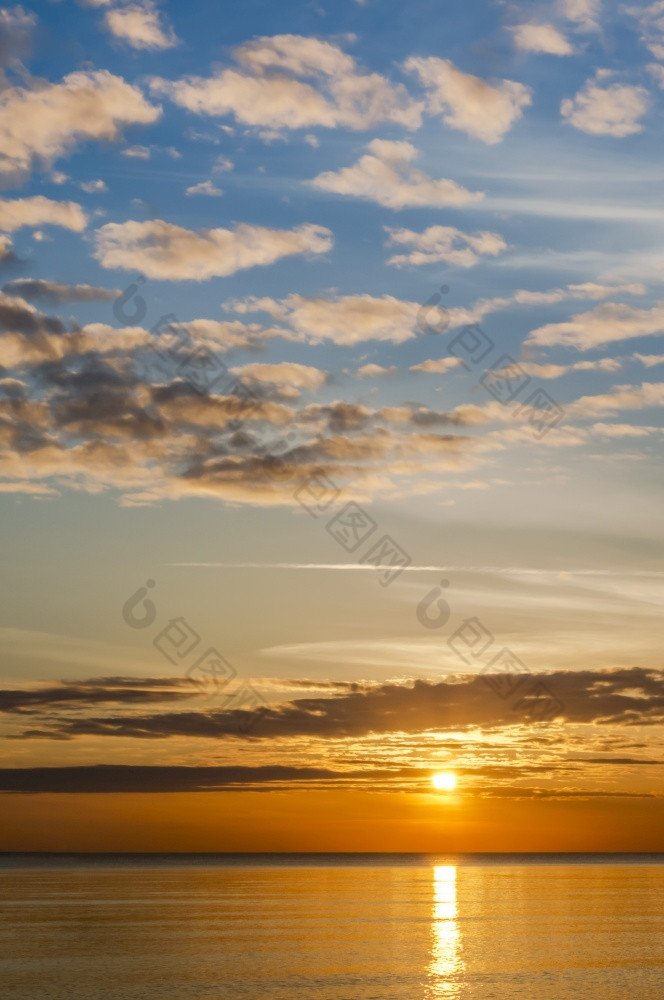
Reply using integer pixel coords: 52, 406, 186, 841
432, 772, 457, 792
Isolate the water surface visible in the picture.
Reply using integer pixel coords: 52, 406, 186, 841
1, 854, 662, 999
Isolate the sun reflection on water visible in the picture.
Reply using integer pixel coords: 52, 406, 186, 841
427, 865, 465, 997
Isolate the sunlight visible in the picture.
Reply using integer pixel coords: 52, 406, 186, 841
432, 772, 457, 792
428, 865, 464, 996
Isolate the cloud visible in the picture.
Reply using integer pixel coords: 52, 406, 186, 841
150, 33, 422, 133
103, 1, 178, 51
0, 292, 154, 369
185, 180, 223, 197
0, 764, 346, 791
9, 668, 664, 741
559, 0, 601, 31
404, 56, 531, 143
2, 279, 119, 304
410, 357, 464, 374
122, 144, 151, 159
0, 311, 481, 503
566, 382, 664, 419
633, 353, 664, 368
448, 281, 645, 331
510, 23, 574, 55
309, 139, 483, 209
93, 218, 333, 280
561, 74, 649, 136
526, 300, 664, 349
0, 676, 196, 713
628, 2, 664, 60
0, 5, 36, 77
79, 179, 108, 193
233, 292, 420, 345
385, 224, 506, 267
0, 70, 161, 183
213, 155, 234, 172
0, 196, 87, 233
499, 358, 622, 380
356, 363, 398, 378
229, 362, 327, 396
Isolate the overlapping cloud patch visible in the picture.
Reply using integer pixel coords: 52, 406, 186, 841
0, 287, 486, 504
150, 34, 422, 133
231, 291, 422, 345
0, 69, 161, 183
385, 225, 507, 268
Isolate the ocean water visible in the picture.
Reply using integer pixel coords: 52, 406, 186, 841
1, 854, 663, 999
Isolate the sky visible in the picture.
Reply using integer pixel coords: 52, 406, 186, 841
1, 0, 664, 852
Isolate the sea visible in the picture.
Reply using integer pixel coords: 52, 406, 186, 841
1, 853, 663, 999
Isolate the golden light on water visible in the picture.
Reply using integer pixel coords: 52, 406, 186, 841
432, 772, 457, 792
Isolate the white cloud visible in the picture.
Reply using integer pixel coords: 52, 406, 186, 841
590, 422, 656, 438
356, 364, 398, 378
122, 145, 151, 159
104, 1, 178, 51
0, 195, 87, 233
385, 224, 506, 267
633, 353, 664, 368
495, 358, 622, 380
151, 34, 421, 133
230, 362, 327, 394
510, 23, 573, 55
410, 357, 464, 374
446, 281, 644, 330
559, 0, 601, 32
404, 56, 531, 143
79, 179, 108, 193
309, 139, 483, 210
527, 300, 664, 350
0, 70, 161, 183
567, 382, 664, 419
185, 180, 223, 197
647, 62, 664, 88
627, 2, 664, 60
561, 75, 649, 136
234, 292, 420, 345
212, 155, 233, 172
93, 218, 333, 280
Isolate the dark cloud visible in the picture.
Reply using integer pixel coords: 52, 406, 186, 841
0, 762, 660, 797
0, 7, 34, 77
0, 764, 345, 793
0, 676, 197, 714
0, 291, 66, 337
2, 279, 120, 305
8, 668, 664, 742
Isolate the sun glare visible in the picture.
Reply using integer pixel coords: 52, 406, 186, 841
432, 772, 457, 792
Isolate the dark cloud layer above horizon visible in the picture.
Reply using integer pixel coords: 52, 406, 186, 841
4, 667, 664, 743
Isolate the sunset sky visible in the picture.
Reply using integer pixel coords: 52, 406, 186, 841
1, 0, 663, 852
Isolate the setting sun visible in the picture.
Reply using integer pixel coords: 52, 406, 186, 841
432, 773, 457, 792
